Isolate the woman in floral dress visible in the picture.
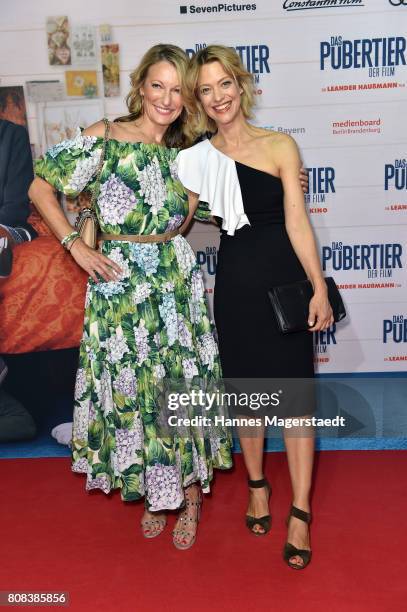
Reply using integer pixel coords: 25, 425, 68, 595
29, 44, 232, 550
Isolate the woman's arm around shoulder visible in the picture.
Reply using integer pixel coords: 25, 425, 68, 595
178, 188, 200, 234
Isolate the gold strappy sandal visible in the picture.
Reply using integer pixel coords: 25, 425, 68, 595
172, 486, 202, 550
140, 511, 167, 539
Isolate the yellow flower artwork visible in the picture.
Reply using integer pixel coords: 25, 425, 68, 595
65, 70, 98, 98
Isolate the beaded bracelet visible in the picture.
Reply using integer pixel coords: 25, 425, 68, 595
61, 231, 79, 249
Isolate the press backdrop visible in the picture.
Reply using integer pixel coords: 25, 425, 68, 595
1, 0, 406, 375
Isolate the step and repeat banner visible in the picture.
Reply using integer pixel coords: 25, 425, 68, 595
180, 0, 407, 375
1, 0, 406, 374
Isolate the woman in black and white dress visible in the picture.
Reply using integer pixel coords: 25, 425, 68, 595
177, 45, 333, 569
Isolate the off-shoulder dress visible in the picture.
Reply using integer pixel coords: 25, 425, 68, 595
35, 130, 233, 510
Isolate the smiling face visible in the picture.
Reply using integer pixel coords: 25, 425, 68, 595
197, 60, 243, 127
140, 60, 184, 127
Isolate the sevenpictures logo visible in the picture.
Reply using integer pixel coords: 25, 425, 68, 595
283, 0, 364, 11
180, 3, 257, 15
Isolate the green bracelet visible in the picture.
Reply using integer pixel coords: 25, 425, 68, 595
61, 231, 80, 248
67, 236, 81, 252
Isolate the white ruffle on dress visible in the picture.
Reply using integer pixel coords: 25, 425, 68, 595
176, 139, 251, 236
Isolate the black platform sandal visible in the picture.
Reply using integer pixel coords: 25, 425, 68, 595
283, 505, 312, 569
245, 478, 271, 536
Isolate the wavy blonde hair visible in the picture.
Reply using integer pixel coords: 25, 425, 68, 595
115, 44, 194, 148
187, 45, 255, 137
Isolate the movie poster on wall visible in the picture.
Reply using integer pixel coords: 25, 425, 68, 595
0, 86, 28, 127
101, 44, 120, 97
46, 16, 71, 66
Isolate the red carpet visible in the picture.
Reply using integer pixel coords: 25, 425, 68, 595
1, 451, 406, 611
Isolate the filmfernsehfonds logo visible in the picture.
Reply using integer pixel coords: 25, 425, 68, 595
180, 3, 257, 15
283, 0, 364, 11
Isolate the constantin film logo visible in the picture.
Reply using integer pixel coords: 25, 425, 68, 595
283, 0, 364, 11
180, 3, 257, 15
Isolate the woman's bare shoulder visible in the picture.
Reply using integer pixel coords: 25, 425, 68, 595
263, 129, 297, 148
264, 131, 300, 161
83, 120, 106, 138
251, 128, 297, 153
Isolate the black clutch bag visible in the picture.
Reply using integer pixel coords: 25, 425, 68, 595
267, 277, 346, 334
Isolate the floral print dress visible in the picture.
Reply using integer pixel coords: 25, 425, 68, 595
34, 128, 232, 511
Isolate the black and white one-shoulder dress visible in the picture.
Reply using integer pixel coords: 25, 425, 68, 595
177, 139, 315, 416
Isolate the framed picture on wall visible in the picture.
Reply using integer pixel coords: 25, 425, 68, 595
37, 98, 105, 154
101, 44, 120, 97
46, 16, 71, 66
0, 85, 28, 127
65, 70, 99, 98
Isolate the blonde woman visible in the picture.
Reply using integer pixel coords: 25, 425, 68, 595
29, 44, 233, 551
177, 45, 333, 568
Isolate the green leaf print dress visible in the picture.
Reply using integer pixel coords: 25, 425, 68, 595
34, 128, 233, 511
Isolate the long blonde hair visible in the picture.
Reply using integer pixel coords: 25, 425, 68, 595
115, 44, 194, 148
187, 45, 255, 137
